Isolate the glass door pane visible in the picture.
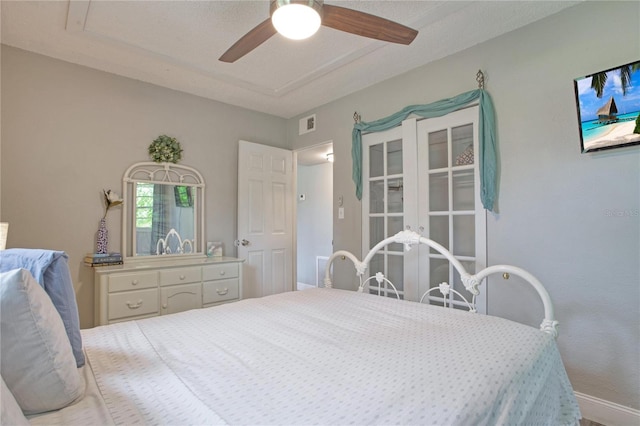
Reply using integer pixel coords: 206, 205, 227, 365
429, 172, 448, 211
428, 216, 449, 252
429, 258, 449, 284
368, 253, 385, 296
369, 180, 385, 214
451, 124, 474, 166
452, 215, 475, 257
369, 217, 384, 250
387, 254, 404, 298
387, 178, 403, 213
428, 130, 448, 169
369, 143, 384, 178
452, 170, 474, 211
387, 216, 404, 252
363, 127, 406, 300
387, 140, 403, 175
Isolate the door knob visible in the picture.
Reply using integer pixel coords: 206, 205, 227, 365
234, 239, 250, 247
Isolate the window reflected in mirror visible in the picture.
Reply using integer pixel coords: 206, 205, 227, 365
136, 183, 154, 228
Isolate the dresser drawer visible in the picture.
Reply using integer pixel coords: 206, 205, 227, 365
159, 267, 201, 286
95, 258, 244, 326
108, 288, 158, 320
203, 278, 239, 304
203, 263, 238, 281
160, 283, 202, 315
108, 271, 157, 293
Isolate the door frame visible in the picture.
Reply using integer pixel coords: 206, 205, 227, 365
293, 140, 334, 290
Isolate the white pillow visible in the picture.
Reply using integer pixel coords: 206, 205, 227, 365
0, 269, 85, 414
1, 375, 29, 426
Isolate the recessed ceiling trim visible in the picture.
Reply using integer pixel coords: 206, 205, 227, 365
64, 0, 405, 99
1, 0, 583, 118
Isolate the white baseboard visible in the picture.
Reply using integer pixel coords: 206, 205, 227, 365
575, 391, 640, 426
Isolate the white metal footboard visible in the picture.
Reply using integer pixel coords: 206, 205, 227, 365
324, 230, 559, 338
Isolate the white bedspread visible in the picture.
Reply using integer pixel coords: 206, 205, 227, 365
46, 288, 580, 425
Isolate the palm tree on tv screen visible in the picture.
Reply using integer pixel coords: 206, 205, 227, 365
590, 63, 640, 98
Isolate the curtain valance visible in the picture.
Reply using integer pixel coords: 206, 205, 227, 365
352, 89, 497, 212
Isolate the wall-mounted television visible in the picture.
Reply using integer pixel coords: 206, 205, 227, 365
574, 60, 640, 153
174, 186, 193, 208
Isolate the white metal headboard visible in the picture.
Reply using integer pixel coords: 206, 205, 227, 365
324, 230, 559, 338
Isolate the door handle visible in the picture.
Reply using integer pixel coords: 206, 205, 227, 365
234, 239, 250, 247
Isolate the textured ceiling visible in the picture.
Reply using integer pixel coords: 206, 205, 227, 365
1, 1, 580, 118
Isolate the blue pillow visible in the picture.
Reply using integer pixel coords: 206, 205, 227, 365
0, 249, 84, 367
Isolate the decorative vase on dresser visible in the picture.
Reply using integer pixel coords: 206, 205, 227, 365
96, 218, 108, 254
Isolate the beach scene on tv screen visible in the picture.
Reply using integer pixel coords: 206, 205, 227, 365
575, 61, 640, 151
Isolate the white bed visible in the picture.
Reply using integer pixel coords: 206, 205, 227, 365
1, 231, 581, 425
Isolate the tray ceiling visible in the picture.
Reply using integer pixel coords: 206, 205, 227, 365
1, 1, 580, 118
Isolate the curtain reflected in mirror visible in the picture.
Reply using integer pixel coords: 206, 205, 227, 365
135, 183, 195, 256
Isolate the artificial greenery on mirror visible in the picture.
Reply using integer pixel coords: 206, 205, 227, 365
148, 135, 183, 163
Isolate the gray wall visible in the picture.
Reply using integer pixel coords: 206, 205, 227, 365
288, 1, 639, 411
1, 0, 638, 412
0, 45, 287, 328
297, 162, 333, 286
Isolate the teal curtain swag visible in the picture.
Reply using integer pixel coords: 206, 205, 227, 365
352, 89, 497, 212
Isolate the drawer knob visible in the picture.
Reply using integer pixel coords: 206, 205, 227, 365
132, 280, 139, 285
126, 300, 143, 309
162, 304, 167, 309
219, 271, 226, 276
216, 288, 229, 296
179, 275, 186, 280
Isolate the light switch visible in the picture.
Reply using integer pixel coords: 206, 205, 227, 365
338, 207, 344, 219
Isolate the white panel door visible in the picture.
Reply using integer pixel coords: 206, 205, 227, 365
238, 140, 293, 298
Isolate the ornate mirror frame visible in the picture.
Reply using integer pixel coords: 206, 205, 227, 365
122, 162, 205, 262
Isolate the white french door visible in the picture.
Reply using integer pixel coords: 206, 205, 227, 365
361, 107, 486, 311
361, 123, 418, 300
417, 106, 487, 312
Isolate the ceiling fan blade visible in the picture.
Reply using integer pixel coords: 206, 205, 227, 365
219, 18, 277, 63
322, 4, 417, 45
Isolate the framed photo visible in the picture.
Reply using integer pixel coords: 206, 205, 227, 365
206, 241, 223, 257
573, 60, 640, 153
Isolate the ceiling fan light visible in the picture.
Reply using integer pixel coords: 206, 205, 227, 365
271, 2, 322, 40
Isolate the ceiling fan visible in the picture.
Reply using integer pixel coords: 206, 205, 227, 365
219, 0, 418, 63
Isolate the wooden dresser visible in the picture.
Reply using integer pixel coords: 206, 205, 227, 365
94, 257, 244, 326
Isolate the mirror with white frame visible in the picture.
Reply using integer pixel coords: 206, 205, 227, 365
122, 162, 205, 260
